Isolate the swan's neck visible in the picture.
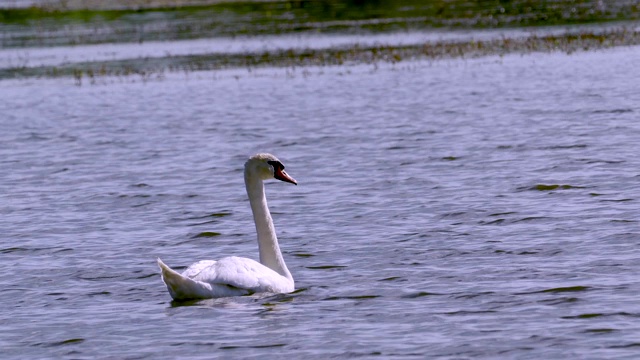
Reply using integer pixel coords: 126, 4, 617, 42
245, 174, 292, 281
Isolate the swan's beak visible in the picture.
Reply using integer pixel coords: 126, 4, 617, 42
274, 168, 297, 185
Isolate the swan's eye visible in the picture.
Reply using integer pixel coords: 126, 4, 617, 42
267, 160, 284, 170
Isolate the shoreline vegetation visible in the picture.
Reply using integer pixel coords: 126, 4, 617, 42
2, 0, 640, 80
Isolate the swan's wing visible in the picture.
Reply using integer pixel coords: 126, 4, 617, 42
181, 260, 218, 279
186, 256, 293, 293
158, 258, 247, 300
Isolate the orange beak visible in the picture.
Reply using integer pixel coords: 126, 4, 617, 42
274, 168, 297, 185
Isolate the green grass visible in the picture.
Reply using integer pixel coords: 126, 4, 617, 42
3, 1, 640, 80
3, 0, 640, 47
3, 26, 640, 81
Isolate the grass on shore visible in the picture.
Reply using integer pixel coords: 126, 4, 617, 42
2, 1, 640, 81
2, 0, 640, 47
3, 26, 639, 83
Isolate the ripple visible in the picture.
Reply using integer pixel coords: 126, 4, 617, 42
543, 144, 588, 150
561, 312, 640, 319
519, 286, 592, 295
401, 291, 442, 299
0, 247, 30, 254
442, 310, 498, 316
2, 35, 640, 360
583, 328, 616, 333
220, 344, 286, 350
322, 295, 380, 301
0, 246, 72, 254
539, 297, 580, 305
186, 219, 221, 227
35, 338, 85, 348
609, 343, 640, 349
543, 286, 592, 293
527, 184, 587, 191
512, 216, 551, 223
577, 158, 625, 164
592, 108, 633, 114
489, 212, 517, 217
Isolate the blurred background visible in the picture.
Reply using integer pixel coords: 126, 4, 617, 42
2, 0, 640, 79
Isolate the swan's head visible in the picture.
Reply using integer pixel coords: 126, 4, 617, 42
245, 153, 297, 185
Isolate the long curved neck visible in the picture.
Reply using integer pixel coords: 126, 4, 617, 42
245, 173, 292, 280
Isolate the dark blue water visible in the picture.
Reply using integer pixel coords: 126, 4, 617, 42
1, 46, 639, 358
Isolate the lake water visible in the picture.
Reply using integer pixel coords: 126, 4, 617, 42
1, 46, 639, 358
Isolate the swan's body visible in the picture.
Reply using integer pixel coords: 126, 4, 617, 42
158, 153, 297, 300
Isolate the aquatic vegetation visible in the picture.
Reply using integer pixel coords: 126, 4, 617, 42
531, 184, 584, 191
3, 1, 640, 80
3, 26, 640, 81
192, 231, 221, 238
3, 0, 640, 48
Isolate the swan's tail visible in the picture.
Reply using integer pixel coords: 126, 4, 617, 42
157, 258, 213, 301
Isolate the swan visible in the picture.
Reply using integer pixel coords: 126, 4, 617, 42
157, 153, 297, 300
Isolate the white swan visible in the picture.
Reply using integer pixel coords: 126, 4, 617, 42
157, 153, 297, 300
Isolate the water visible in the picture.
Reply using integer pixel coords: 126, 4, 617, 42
1, 46, 639, 358
2, 23, 632, 70
5, 0, 638, 50
0, 29, 536, 69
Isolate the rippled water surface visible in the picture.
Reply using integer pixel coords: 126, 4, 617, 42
1, 47, 639, 358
